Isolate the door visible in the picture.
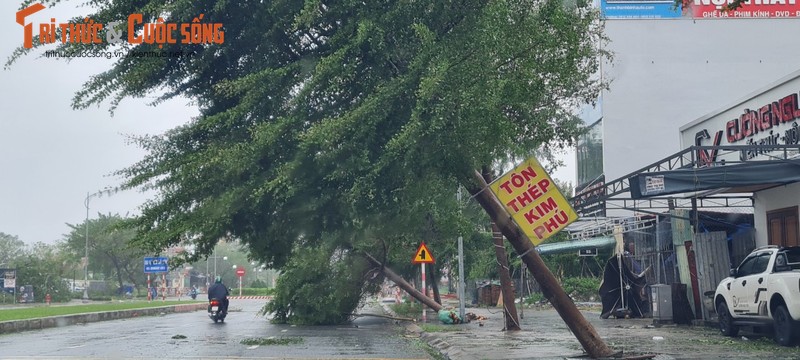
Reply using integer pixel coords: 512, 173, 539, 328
767, 207, 799, 247
730, 252, 772, 316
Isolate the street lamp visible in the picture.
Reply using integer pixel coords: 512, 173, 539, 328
83, 191, 102, 302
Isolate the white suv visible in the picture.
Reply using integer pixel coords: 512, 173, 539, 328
714, 246, 800, 346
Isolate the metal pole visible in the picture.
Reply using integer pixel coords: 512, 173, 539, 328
421, 263, 427, 322
457, 187, 466, 320
83, 192, 90, 302
520, 262, 525, 319
213, 247, 217, 280
655, 216, 661, 284
239, 275, 242, 296
458, 236, 465, 320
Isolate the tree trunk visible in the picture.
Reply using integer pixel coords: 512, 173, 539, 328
429, 264, 442, 305
363, 253, 443, 312
107, 252, 125, 294
465, 169, 614, 358
483, 169, 521, 331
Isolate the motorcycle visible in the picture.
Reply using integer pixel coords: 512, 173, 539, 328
190, 288, 197, 300
208, 298, 227, 323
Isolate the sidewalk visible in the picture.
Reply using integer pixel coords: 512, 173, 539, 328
389, 300, 796, 360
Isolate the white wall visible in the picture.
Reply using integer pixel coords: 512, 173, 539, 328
600, 19, 800, 182
753, 182, 800, 247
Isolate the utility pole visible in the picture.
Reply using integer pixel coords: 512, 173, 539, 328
83, 191, 101, 303
466, 170, 614, 358
457, 187, 466, 321
482, 169, 520, 331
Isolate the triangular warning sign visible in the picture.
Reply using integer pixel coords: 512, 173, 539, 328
412, 243, 435, 264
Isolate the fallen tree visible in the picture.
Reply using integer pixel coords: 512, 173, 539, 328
364, 252, 443, 312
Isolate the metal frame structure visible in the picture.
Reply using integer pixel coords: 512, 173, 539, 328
570, 144, 800, 217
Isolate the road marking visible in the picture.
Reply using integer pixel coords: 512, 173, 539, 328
65, 344, 86, 349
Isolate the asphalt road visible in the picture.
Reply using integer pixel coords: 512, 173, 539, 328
0, 299, 431, 359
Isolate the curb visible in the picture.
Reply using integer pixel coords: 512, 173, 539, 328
0, 303, 206, 335
228, 296, 273, 300
380, 302, 465, 360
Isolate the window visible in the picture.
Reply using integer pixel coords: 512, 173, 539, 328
767, 207, 799, 247
737, 252, 772, 276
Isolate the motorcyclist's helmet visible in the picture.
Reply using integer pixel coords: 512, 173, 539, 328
215, 276, 222, 284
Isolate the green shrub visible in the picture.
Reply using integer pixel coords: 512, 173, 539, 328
391, 302, 422, 318
237, 287, 275, 296
524, 292, 545, 305
560, 277, 601, 301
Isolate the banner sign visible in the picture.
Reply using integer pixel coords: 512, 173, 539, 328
601, 0, 800, 18
1, 269, 15, 289
144, 257, 169, 273
685, 0, 800, 18
601, 0, 682, 19
489, 157, 579, 246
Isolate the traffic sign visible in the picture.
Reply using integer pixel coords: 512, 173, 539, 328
143, 257, 169, 273
236, 268, 245, 277
412, 243, 435, 264
578, 248, 598, 257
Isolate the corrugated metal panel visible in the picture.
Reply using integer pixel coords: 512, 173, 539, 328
693, 231, 730, 321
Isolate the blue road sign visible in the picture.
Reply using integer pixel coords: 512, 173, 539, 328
144, 257, 169, 273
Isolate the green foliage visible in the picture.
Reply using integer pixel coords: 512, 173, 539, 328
390, 302, 423, 318
238, 287, 274, 296
63, 214, 146, 293
560, 277, 601, 301
13, 242, 73, 303
0, 232, 25, 266
240, 337, 304, 346
9, 0, 610, 323
418, 324, 463, 332
524, 292, 546, 305
249, 279, 269, 288
264, 247, 379, 325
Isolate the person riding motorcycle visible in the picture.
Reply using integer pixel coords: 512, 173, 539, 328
207, 276, 229, 315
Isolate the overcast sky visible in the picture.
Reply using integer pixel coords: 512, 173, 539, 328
1, 2, 575, 246
1, 2, 197, 245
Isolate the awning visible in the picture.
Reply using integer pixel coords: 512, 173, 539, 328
537, 236, 616, 255
629, 159, 800, 198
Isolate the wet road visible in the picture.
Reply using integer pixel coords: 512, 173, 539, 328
0, 299, 430, 359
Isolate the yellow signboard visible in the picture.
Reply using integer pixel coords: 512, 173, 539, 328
489, 157, 579, 245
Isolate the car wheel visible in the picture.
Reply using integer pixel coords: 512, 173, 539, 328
717, 302, 739, 337
773, 305, 796, 346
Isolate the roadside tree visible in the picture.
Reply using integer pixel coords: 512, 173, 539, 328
10, 0, 612, 355
64, 214, 145, 295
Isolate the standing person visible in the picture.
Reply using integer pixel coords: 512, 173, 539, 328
207, 276, 229, 315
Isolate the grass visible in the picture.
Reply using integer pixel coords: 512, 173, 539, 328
391, 302, 422, 318
240, 337, 304, 346
418, 323, 463, 333
410, 338, 446, 360
0, 300, 204, 322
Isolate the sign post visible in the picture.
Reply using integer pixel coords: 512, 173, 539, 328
236, 267, 245, 296
2, 269, 16, 305
412, 243, 435, 322
143, 257, 169, 302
